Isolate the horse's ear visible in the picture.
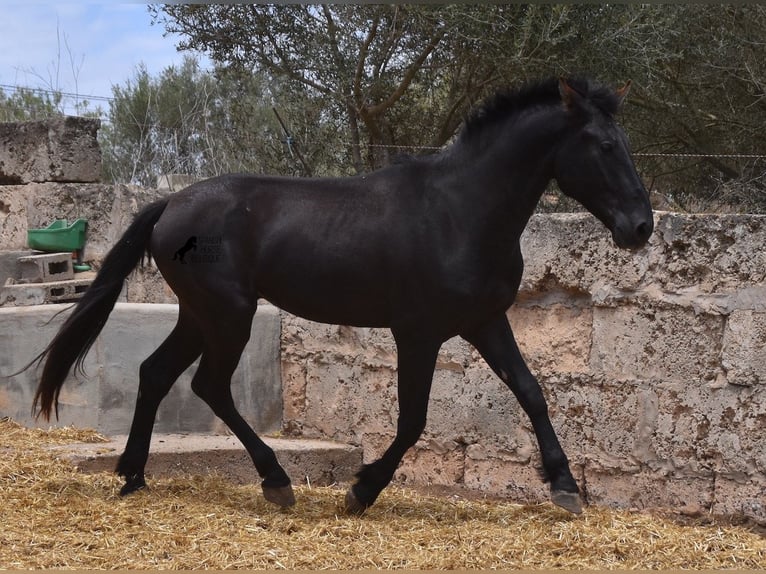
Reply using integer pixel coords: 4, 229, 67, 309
559, 77, 584, 112
615, 80, 632, 107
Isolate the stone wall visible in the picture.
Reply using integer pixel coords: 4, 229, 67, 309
0, 182, 175, 303
0, 116, 174, 303
280, 212, 766, 524
0, 117, 101, 184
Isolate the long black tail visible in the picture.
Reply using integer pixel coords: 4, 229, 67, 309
31, 197, 170, 420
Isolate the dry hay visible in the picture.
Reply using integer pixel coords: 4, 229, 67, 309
1, 417, 764, 570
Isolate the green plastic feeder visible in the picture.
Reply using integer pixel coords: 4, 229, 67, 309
27, 219, 88, 253
27, 219, 91, 271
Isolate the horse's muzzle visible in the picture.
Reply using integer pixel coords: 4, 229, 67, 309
612, 214, 654, 250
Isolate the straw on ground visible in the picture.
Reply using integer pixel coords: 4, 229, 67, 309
1, 418, 763, 569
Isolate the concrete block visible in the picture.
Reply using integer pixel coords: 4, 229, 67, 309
18, 252, 74, 282
52, 433, 363, 487
2, 276, 92, 306
0, 303, 282, 435
0, 116, 101, 184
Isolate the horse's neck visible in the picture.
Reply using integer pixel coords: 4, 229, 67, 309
447, 109, 565, 233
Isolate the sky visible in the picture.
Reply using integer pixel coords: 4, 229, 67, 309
0, 3, 209, 117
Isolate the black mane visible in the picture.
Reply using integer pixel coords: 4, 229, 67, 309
458, 77, 621, 143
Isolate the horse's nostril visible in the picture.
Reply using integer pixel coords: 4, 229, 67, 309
636, 220, 652, 241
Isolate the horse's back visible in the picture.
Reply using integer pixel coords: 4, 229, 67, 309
150, 171, 429, 326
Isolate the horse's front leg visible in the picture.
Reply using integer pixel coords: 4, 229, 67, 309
462, 313, 583, 514
345, 331, 441, 514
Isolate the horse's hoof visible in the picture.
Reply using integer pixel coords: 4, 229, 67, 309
344, 488, 369, 515
551, 490, 584, 515
262, 484, 296, 508
119, 474, 147, 497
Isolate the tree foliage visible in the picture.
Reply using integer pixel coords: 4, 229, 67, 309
100, 57, 214, 186
151, 4, 766, 212
93, 4, 766, 212
0, 87, 63, 122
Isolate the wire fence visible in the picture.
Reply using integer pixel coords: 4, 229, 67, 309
2, 82, 766, 164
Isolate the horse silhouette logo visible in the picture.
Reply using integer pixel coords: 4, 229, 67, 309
172, 236, 197, 264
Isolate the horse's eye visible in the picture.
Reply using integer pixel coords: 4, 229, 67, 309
600, 140, 615, 153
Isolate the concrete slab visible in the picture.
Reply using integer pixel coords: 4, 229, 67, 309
54, 433, 363, 487
0, 250, 33, 286
0, 302, 282, 435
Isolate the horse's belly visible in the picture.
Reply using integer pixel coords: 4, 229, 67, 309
261, 288, 391, 328
257, 267, 393, 327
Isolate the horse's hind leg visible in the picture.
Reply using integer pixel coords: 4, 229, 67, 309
462, 313, 583, 514
117, 307, 203, 495
191, 305, 294, 507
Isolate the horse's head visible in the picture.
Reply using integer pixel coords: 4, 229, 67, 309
553, 78, 653, 250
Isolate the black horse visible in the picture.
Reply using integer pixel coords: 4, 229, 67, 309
31, 77, 652, 515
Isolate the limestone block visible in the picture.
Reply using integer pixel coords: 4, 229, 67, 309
590, 303, 724, 384
280, 314, 397, 368
395, 441, 465, 487
712, 476, 766, 525
157, 173, 198, 192
0, 182, 167, 257
722, 310, 766, 386
519, 212, 650, 294
301, 355, 398, 444
279, 315, 401, 444
0, 186, 28, 248
121, 265, 177, 304
427, 360, 531, 448
463, 446, 551, 504
281, 360, 308, 434
638, 380, 764, 477
539, 375, 643, 471
583, 466, 714, 513
358, 432, 396, 464
650, 212, 766, 292
0, 116, 101, 184
281, 315, 494, 446
508, 303, 593, 375
0, 249, 32, 286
